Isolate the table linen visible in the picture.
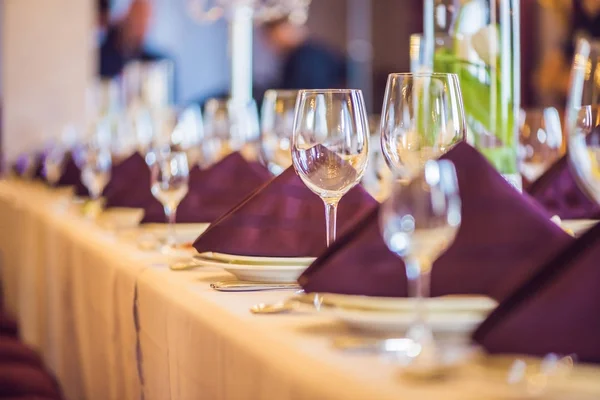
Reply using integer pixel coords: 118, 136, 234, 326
1, 179, 599, 400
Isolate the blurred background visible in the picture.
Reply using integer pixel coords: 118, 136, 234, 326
0, 0, 594, 165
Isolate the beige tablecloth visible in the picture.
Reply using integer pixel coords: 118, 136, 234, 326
0, 179, 598, 400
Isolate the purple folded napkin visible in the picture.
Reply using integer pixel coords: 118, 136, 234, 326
142, 152, 272, 223
192, 166, 378, 257
56, 155, 88, 197
103, 152, 154, 208
526, 155, 600, 219
299, 142, 573, 301
474, 222, 600, 363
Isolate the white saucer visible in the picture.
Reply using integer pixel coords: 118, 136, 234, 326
194, 255, 307, 283
198, 252, 315, 266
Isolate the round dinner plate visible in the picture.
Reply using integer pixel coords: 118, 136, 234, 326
561, 220, 599, 237
199, 252, 316, 266
329, 308, 486, 334
316, 293, 498, 313
194, 255, 308, 283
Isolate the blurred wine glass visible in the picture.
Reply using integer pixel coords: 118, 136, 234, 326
380, 73, 465, 179
260, 89, 298, 175
518, 108, 563, 183
75, 120, 113, 201
43, 144, 66, 186
173, 104, 204, 166
203, 98, 260, 167
149, 150, 190, 251
291, 89, 370, 246
380, 160, 461, 369
567, 38, 600, 204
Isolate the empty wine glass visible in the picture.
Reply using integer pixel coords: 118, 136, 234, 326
260, 89, 298, 175
203, 98, 260, 166
75, 120, 113, 201
518, 108, 563, 183
43, 144, 66, 186
567, 38, 600, 204
149, 150, 190, 250
381, 73, 465, 179
291, 89, 370, 246
380, 160, 461, 371
173, 104, 204, 166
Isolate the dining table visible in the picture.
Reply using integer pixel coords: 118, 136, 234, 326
0, 178, 599, 400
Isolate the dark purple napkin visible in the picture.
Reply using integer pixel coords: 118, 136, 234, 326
192, 166, 378, 257
142, 152, 272, 223
474, 222, 600, 363
299, 142, 573, 301
55, 155, 88, 197
526, 155, 600, 219
103, 152, 154, 208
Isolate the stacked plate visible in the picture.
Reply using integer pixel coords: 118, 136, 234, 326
194, 252, 316, 283
294, 293, 498, 335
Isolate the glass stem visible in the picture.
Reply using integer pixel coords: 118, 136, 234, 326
324, 200, 339, 247
406, 258, 433, 346
164, 205, 177, 247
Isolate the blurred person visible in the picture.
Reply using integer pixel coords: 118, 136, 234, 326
98, 0, 169, 78
536, 0, 600, 105
260, 16, 347, 91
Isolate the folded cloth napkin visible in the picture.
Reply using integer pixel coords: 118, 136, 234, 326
142, 152, 272, 223
192, 166, 378, 257
55, 155, 88, 197
299, 142, 573, 301
526, 155, 600, 219
473, 222, 600, 363
102, 152, 154, 208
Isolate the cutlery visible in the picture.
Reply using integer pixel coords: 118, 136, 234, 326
250, 293, 323, 314
332, 336, 414, 353
210, 281, 301, 292
169, 261, 203, 271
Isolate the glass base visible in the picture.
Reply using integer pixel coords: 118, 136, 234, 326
502, 173, 523, 193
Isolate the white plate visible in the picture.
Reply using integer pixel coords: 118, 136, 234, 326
98, 208, 144, 230
561, 220, 598, 237
199, 252, 315, 266
316, 293, 497, 313
194, 255, 306, 283
330, 308, 486, 334
142, 223, 210, 243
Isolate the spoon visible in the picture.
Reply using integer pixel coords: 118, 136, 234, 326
250, 292, 322, 314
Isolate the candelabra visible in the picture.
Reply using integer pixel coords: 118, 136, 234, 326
186, 0, 312, 103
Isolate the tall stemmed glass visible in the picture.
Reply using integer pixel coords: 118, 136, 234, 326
260, 90, 298, 175
43, 144, 66, 186
291, 89, 370, 246
567, 38, 600, 204
381, 73, 465, 178
149, 150, 190, 250
75, 120, 113, 201
380, 160, 461, 368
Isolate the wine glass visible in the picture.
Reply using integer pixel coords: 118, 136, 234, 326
203, 98, 260, 166
291, 89, 370, 246
149, 150, 190, 250
567, 38, 600, 204
173, 104, 204, 166
379, 160, 461, 369
380, 73, 465, 179
75, 120, 113, 201
43, 144, 66, 186
260, 90, 298, 175
518, 107, 563, 183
